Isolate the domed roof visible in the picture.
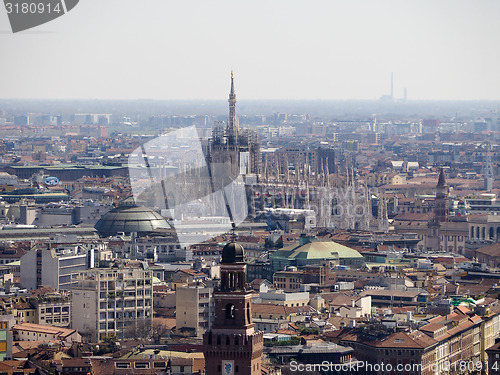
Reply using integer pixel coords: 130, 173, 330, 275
95, 204, 170, 237
221, 242, 245, 263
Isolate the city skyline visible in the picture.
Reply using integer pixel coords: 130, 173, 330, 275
1, 0, 500, 101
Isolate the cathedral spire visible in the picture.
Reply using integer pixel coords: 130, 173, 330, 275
228, 71, 238, 143
230, 70, 235, 96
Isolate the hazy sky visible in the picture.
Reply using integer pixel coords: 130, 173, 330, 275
1, 0, 500, 100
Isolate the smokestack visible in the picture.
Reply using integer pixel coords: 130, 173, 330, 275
404, 88, 407, 101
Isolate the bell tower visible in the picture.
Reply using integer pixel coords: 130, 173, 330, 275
435, 167, 449, 223
203, 241, 263, 375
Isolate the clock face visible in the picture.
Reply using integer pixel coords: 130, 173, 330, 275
222, 360, 234, 375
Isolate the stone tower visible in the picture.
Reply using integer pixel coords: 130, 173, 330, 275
435, 167, 449, 223
203, 241, 263, 375
426, 168, 448, 251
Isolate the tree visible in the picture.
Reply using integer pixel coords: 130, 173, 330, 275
265, 238, 275, 249
275, 238, 284, 249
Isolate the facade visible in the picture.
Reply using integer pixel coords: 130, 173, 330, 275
468, 214, 500, 241
203, 242, 263, 375
255, 290, 310, 307
338, 330, 437, 375
271, 146, 335, 175
20, 245, 91, 291
273, 264, 336, 292
487, 342, 500, 375
125, 235, 190, 262
31, 293, 71, 328
71, 268, 153, 341
338, 307, 482, 375
0, 293, 70, 327
476, 300, 500, 365
0, 315, 14, 361
0, 297, 36, 324
469, 243, 500, 268
175, 283, 215, 338
12, 322, 81, 343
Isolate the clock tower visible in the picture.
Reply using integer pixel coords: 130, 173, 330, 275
203, 241, 263, 375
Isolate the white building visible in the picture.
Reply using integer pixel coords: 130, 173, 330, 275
71, 268, 153, 342
254, 289, 310, 307
175, 283, 214, 338
20, 245, 91, 291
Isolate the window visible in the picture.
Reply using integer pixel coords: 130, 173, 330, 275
225, 304, 235, 319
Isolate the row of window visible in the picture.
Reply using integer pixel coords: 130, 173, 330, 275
40, 307, 69, 314
42, 318, 69, 324
115, 362, 166, 369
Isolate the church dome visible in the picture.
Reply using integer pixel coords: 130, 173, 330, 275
221, 242, 245, 263
95, 203, 170, 237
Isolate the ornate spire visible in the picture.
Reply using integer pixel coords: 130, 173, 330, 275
228, 71, 238, 143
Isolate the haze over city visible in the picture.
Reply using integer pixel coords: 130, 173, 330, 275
2, 2, 500, 374
1, 0, 500, 101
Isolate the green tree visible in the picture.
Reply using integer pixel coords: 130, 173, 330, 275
265, 238, 275, 249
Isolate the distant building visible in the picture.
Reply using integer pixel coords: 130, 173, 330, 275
207, 72, 261, 178
0, 172, 18, 187
270, 235, 364, 273
254, 290, 310, 307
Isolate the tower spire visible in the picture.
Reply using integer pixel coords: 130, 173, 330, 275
228, 71, 238, 143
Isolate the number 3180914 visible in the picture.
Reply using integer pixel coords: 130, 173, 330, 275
5, 2, 62, 14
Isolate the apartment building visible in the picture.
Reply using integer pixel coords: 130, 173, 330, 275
20, 245, 92, 290
175, 282, 214, 338
0, 291, 70, 327
0, 315, 14, 360
273, 264, 336, 292
475, 299, 500, 367
337, 306, 482, 375
71, 268, 153, 341
30, 293, 71, 328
